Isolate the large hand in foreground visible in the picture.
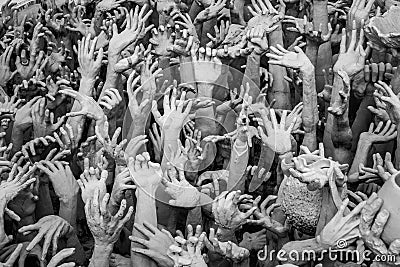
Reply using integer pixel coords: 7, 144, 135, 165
130, 221, 175, 267
359, 193, 400, 265
18, 215, 73, 260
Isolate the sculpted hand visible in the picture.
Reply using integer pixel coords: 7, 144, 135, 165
152, 87, 192, 132
267, 44, 313, 71
31, 98, 65, 138
77, 167, 107, 204
47, 248, 76, 267
130, 221, 175, 267
0, 44, 17, 87
374, 81, 400, 125
85, 188, 133, 246
191, 47, 223, 84
60, 89, 106, 122
204, 229, 250, 262
168, 232, 207, 267
77, 34, 104, 84
246, 195, 288, 236
193, 0, 226, 24
359, 193, 400, 265
110, 167, 136, 211
18, 215, 73, 260
128, 152, 162, 192
36, 161, 79, 203
284, 15, 332, 46
258, 109, 295, 154
359, 121, 397, 145
108, 5, 153, 58
212, 190, 256, 231
317, 198, 366, 249
333, 21, 366, 77
162, 166, 201, 207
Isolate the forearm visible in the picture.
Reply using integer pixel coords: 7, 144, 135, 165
305, 43, 319, 69
131, 187, 158, 267
11, 126, 25, 154
301, 65, 318, 151
268, 24, 290, 109
196, 84, 218, 136
66, 77, 95, 143
348, 140, 372, 183
227, 140, 249, 191
59, 194, 78, 229
89, 243, 113, 267
242, 52, 261, 100
161, 128, 181, 171
312, 0, 332, 91
35, 182, 54, 219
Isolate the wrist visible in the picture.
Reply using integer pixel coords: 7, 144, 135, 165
94, 242, 114, 253
300, 63, 315, 74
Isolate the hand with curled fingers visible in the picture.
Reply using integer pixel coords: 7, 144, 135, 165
85, 188, 134, 247
204, 228, 250, 262
266, 44, 313, 71
374, 81, 400, 125
193, 0, 226, 24
246, 25, 271, 55
13, 96, 42, 131
0, 43, 18, 87
284, 15, 333, 46
47, 247, 76, 267
77, 166, 107, 204
168, 231, 207, 267
359, 193, 400, 265
150, 25, 176, 57
359, 152, 397, 183
246, 195, 288, 236
247, 0, 285, 29
18, 215, 73, 261
95, 121, 127, 161
21, 135, 56, 159
0, 243, 22, 266
36, 161, 79, 203
99, 88, 122, 115
212, 190, 257, 231
206, 20, 230, 48
109, 167, 136, 214
359, 121, 397, 145
130, 221, 175, 267
317, 198, 366, 249
128, 152, 162, 192
31, 98, 66, 138
162, 163, 201, 208
60, 89, 107, 122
